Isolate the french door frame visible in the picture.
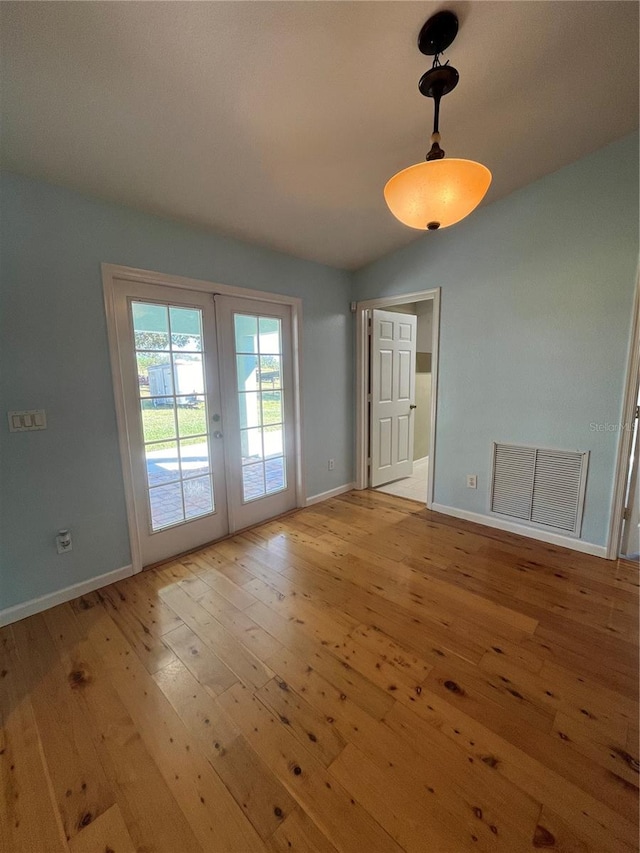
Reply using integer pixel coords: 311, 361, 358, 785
354, 288, 441, 508
103, 263, 305, 574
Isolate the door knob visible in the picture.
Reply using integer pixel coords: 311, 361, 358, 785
213, 430, 223, 439
409, 404, 417, 410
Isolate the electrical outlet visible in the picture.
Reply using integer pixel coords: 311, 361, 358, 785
466, 474, 477, 489
328, 458, 335, 471
56, 529, 72, 554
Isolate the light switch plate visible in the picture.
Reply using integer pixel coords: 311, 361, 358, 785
8, 410, 47, 432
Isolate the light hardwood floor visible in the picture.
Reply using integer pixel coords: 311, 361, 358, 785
2, 490, 638, 852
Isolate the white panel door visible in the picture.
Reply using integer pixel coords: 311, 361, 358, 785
113, 282, 229, 566
370, 309, 417, 487
215, 295, 298, 531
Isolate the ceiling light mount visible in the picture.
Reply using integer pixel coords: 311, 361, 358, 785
417, 10, 459, 56
384, 10, 492, 232
418, 65, 459, 101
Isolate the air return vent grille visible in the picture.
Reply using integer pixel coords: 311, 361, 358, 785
491, 443, 589, 536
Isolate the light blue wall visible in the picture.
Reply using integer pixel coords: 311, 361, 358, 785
354, 134, 639, 547
0, 173, 352, 609
2, 134, 637, 611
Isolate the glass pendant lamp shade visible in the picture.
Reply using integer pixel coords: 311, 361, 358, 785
384, 158, 492, 230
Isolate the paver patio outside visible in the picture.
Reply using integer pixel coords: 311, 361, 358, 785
146, 436, 285, 529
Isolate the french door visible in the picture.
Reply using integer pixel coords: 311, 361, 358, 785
215, 296, 297, 532
111, 281, 298, 567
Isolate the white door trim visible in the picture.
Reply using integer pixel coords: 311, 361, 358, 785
102, 263, 306, 573
606, 267, 640, 559
355, 288, 441, 508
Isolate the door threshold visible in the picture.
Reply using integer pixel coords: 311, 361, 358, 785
141, 505, 304, 572
367, 487, 426, 506
373, 476, 411, 488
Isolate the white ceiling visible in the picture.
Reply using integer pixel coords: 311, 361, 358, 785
1, 1, 638, 270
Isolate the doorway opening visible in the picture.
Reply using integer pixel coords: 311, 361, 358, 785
354, 289, 440, 507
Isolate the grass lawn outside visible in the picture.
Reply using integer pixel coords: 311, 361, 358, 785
141, 393, 282, 450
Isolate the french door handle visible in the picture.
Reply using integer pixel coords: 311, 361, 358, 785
213, 431, 223, 439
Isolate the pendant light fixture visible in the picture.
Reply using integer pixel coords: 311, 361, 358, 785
384, 11, 491, 231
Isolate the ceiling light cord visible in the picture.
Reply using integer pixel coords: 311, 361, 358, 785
418, 40, 457, 162
427, 85, 446, 161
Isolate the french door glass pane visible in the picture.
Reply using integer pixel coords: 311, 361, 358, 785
242, 463, 266, 501
169, 306, 202, 351
265, 457, 285, 493
172, 354, 204, 402
145, 440, 180, 486
176, 399, 207, 437
132, 300, 215, 531
183, 476, 213, 519
137, 352, 173, 395
179, 437, 210, 478
233, 312, 287, 503
259, 317, 280, 353
264, 424, 283, 457
262, 391, 281, 425
239, 391, 261, 429
149, 483, 183, 528
132, 303, 170, 350
234, 315, 259, 353
241, 428, 263, 464
237, 355, 259, 391
140, 398, 176, 443
260, 355, 281, 390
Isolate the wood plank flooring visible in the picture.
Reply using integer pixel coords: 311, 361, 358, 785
2, 490, 638, 852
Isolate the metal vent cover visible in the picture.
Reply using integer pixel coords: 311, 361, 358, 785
491, 443, 589, 537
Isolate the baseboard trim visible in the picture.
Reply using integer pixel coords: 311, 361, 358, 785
305, 483, 355, 507
430, 504, 607, 559
0, 564, 134, 628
